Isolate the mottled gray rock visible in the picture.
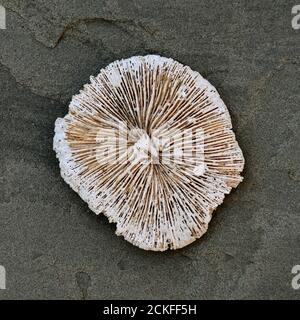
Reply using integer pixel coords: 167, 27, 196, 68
0, 0, 299, 299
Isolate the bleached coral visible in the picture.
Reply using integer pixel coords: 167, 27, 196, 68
54, 55, 245, 251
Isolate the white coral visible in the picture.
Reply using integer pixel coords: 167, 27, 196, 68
53, 55, 245, 251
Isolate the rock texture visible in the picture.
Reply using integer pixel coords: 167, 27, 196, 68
0, 0, 299, 299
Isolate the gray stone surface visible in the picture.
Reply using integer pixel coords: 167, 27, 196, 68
0, 0, 299, 299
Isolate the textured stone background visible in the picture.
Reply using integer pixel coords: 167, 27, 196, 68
0, 0, 299, 299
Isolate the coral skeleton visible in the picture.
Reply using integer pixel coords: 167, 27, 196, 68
54, 55, 245, 251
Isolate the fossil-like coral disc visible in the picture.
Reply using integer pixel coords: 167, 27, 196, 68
54, 55, 245, 251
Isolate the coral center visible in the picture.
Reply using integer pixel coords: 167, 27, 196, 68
131, 131, 161, 164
